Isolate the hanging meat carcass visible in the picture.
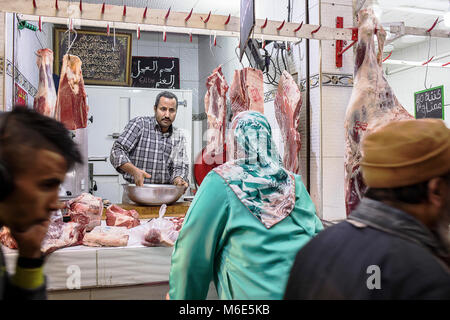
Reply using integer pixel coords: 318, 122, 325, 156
33, 49, 57, 118
229, 67, 264, 119
55, 54, 89, 130
274, 70, 302, 174
204, 66, 229, 163
344, 8, 413, 215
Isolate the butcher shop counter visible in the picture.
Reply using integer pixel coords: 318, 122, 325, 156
102, 201, 191, 219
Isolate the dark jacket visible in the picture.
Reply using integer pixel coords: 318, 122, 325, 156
284, 198, 450, 300
0, 246, 47, 300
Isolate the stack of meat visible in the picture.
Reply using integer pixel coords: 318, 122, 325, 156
1, 210, 88, 254
41, 216, 87, 254
33, 49, 57, 118
83, 226, 129, 247
33, 49, 88, 131
67, 193, 103, 232
274, 70, 303, 174
344, 8, 413, 215
229, 67, 264, 119
105, 205, 140, 229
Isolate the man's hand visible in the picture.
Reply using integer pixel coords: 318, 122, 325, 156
173, 177, 188, 190
10, 219, 50, 259
119, 163, 151, 186
132, 168, 152, 186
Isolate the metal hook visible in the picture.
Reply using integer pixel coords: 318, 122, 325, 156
185, 8, 193, 22
64, 25, 77, 55
224, 14, 231, 25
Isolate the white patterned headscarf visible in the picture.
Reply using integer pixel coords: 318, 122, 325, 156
213, 111, 296, 229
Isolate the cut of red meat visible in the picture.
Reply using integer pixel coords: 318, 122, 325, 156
105, 205, 140, 229
204, 66, 229, 158
344, 9, 413, 215
274, 70, 302, 174
230, 68, 264, 119
33, 49, 57, 118
55, 54, 89, 130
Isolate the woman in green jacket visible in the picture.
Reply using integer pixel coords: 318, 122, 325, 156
169, 111, 323, 300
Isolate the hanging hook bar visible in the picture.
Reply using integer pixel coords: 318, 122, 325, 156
107, 23, 110, 35
311, 25, 322, 34
185, 8, 193, 22
123, 4, 127, 16
79, 0, 82, 12
101, 2, 105, 14
426, 17, 439, 33
201, 11, 211, 23
382, 51, 392, 62
294, 21, 303, 32
260, 18, 268, 29
38, 16, 42, 31
224, 14, 231, 25
33, 0, 37, 9
276, 20, 285, 31
55, 0, 59, 10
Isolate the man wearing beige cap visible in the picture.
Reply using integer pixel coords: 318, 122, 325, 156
284, 119, 450, 299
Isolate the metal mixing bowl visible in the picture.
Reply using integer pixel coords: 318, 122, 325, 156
124, 184, 185, 205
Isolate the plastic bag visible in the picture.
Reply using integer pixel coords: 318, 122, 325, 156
142, 204, 179, 247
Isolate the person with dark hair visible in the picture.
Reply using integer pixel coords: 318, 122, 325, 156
284, 119, 450, 300
0, 106, 82, 300
110, 91, 189, 198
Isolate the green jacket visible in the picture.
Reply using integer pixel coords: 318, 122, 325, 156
169, 171, 323, 300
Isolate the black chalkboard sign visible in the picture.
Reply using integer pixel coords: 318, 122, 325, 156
414, 85, 445, 119
131, 56, 180, 89
54, 28, 132, 86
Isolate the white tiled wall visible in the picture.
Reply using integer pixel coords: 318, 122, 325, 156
385, 38, 450, 128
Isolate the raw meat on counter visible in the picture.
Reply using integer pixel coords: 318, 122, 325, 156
67, 193, 103, 232
55, 54, 89, 130
230, 68, 264, 119
41, 221, 87, 254
33, 49, 57, 118
83, 226, 129, 247
204, 66, 229, 157
344, 8, 413, 215
0, 227, 17, 249
142, 205, 182, 247
105, 205, 140, 229
274, 70, 302, 174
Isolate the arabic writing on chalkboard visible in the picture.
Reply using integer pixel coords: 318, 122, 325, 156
54, 28, 132, 86
414, 85, 444, 119
131, 57, 180, 89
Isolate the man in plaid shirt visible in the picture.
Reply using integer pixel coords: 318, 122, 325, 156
110, 91, 189, 190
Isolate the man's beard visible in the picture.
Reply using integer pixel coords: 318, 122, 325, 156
431, 208, 450, 267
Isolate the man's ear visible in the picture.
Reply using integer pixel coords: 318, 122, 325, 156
427, 177, 446, 209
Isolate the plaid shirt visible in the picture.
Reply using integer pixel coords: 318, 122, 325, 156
110, 116, 189, 185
